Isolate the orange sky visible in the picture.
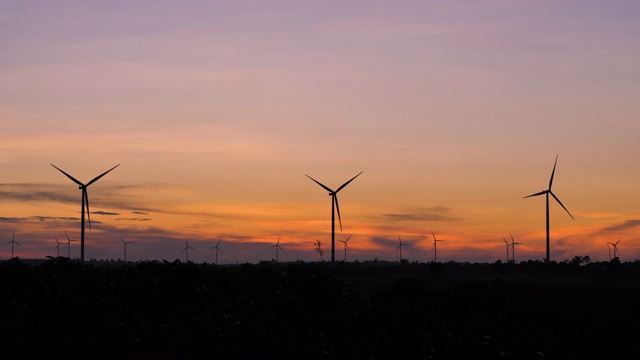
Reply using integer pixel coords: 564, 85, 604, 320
2, 1, 640, 263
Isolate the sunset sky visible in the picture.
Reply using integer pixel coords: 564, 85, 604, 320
1, 0, 639, 263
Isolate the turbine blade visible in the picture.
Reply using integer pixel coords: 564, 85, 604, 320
431, 231, 436, 241
51, 164, 84, 186
335, 171, 363, 193
616, 238, 622, 245
334, 195, 343, 231
84, 190, 92, 230
305, 175, 334, 193
523, 190, 548, 198
503, 237, 509, 245
548, 155, 558, 190
86, 164, 120, 187
550, 191, 574, 219
345, 235, 352, 242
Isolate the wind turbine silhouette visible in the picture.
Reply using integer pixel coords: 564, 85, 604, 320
51, 163, 120, 262
65, 232, 76, 258
6, 231, 21, 258
306, 171, 363, 262
503, 237, 511, 262
510, 233, 522, 263
120, 237, 133, 262
338, 235, 351, 262
607, 242, 612, 260
523, 155, 574, 263
54, 236, 62, 257
397, 235, 408, 261
181, 239, 196, 262
431, 231, 444, 263
210, 239, 223, 265
271, 236, 284, 262
609, 238, 621, 259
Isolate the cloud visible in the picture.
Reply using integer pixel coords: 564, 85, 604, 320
132, 211, 149, 215
92, 211, 120, 216
383, 206, 458, 222
599, 219, 640, 233
0, 216, 79, 223
115, 217, 152, 221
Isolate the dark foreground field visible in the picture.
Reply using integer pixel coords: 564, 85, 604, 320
1, 258, 640, 359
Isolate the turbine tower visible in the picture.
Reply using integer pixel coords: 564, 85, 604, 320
210, 238, 223, 265
51, 163, 119, 262
120, 237, 133, 262
338, 235, 351, 262
271, 236, 284, 262
6, 231, 21, 258
54, 236, 62, 257
503, 237, 511, 262
65, 232, 76, 258
510, 233, 522, 263
306, 171, 363, 262
431, 231, 444, 263
607, 242, 612, 260
397, 235, 408, 261
609, 238, 621, 259
523, 155, 573, 263
181, 239, 196, 262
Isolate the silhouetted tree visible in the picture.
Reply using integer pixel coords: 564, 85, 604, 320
314, 239, 324, 261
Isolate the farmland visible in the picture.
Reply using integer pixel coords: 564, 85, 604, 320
1, 258, 640, 358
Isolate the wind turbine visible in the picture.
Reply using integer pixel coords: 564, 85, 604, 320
65, 232, 76, 258
6, 231, 21, 258
51, 163, 120, 262
120, 237, 133, 262
607, 242, 612, 260
510, 233, 522, 263
397, 235, 408, 261
338, 235, 352, 262
609, 238, 622, 259
523, 155, 574, 263
431, 231, 444, 263
306, 171, 363, 262
210, 238, 223, 265
271, 236, 284, 262
54, 236, 62, 257
181, 239, 196, 262
503, 237, 511, 262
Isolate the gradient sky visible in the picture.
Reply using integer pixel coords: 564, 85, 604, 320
2, 0, 639, 263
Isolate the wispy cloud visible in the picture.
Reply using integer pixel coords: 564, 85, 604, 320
383, 206, 458, 222
92, 211, 120, 216
132, 211, 149, 215
600, 219, 640, 233
115, 217, 152, 222
0, 216, 79, 223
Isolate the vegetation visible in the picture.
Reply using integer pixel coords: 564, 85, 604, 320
1, 257, 640, 358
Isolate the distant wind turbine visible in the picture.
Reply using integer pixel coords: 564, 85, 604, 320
120, 237, 133, 262
210, 239, 223, 265
431, 231, 444, 263
271, 236, 284, 262
338, 235, 352, 262
503, 237, 511, 262
306, 171, 363, 262
54, 236, 62, 257
523, 155, 574, 262
510, 233, 522, 263
51, 163, 120, 262
607, 242, 612, 260
397, 235, 408, 261
65, 232, 76, 258
609, 238, 621, 259
6, 231, 21, 258
181, 239, 196, 262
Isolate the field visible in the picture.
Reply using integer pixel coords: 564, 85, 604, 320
1, 258, 640, 359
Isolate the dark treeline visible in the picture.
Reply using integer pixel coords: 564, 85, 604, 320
1, 257, 640, 359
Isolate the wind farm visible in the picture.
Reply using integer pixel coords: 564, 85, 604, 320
2, 1, 640, 357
